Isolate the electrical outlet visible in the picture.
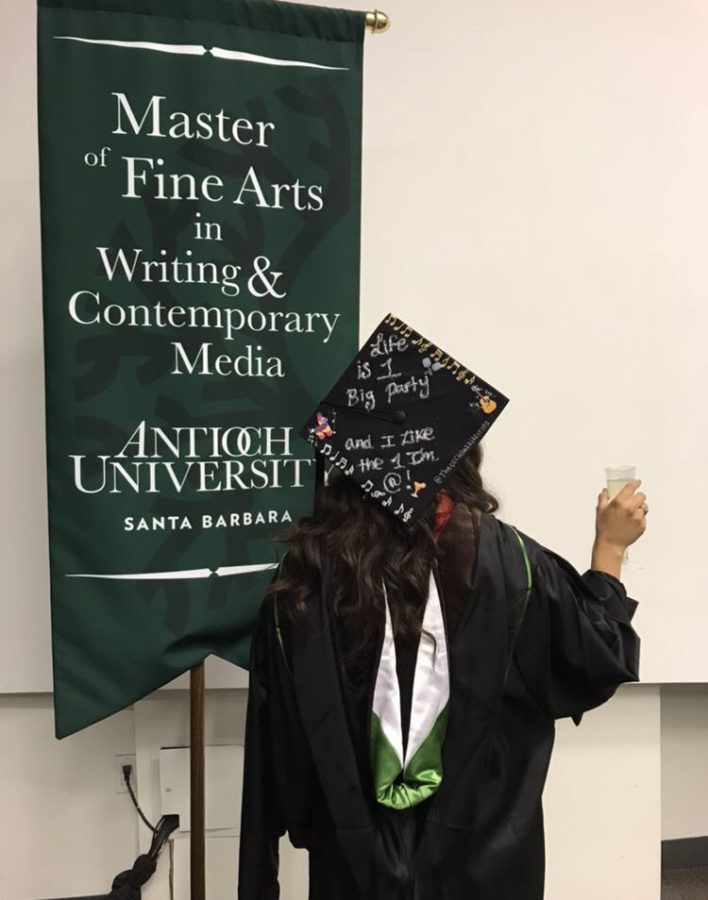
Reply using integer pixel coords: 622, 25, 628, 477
115, 754, 137, 794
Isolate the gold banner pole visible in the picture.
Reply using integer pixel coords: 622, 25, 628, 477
365, 10, 391, 33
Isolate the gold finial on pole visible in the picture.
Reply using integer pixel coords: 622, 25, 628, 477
366, 10, 391, 33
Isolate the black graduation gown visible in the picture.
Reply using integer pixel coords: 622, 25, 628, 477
238, 510, 640, 900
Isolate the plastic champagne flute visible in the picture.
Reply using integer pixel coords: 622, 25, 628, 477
604, 466, 642, 569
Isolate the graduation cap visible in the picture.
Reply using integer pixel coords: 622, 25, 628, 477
300, 313, 509, 527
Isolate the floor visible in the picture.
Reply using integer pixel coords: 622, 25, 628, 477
661, 867, 708, 900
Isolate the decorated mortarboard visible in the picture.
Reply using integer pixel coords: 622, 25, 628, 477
300, 313, 509, 527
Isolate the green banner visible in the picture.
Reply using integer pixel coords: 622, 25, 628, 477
37, 0, 363, 737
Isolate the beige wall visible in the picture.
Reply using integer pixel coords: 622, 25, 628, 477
661, 685, 708, 841
0, 695, 138, 899
0, 0, 51, 693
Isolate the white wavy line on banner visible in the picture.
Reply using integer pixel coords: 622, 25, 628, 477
64, 563, 278, 580
66, 568, 213, 580
53, 37, 347, 70
54, 36, 207, 56
215, 563, 279, 576
209, 46, 348, 70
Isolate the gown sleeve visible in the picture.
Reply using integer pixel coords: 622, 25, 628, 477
512, 544, 640, 723
238, 598, 286, 900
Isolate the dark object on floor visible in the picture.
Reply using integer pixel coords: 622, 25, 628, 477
661, 866, 708, 900
104, 853, 155, 900
662, 836, 708, 870
38, 856, 156, 900
40, 814, 178, 900
102, 814, 178, 899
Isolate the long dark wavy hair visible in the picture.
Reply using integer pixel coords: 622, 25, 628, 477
267, 443, 499, 656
